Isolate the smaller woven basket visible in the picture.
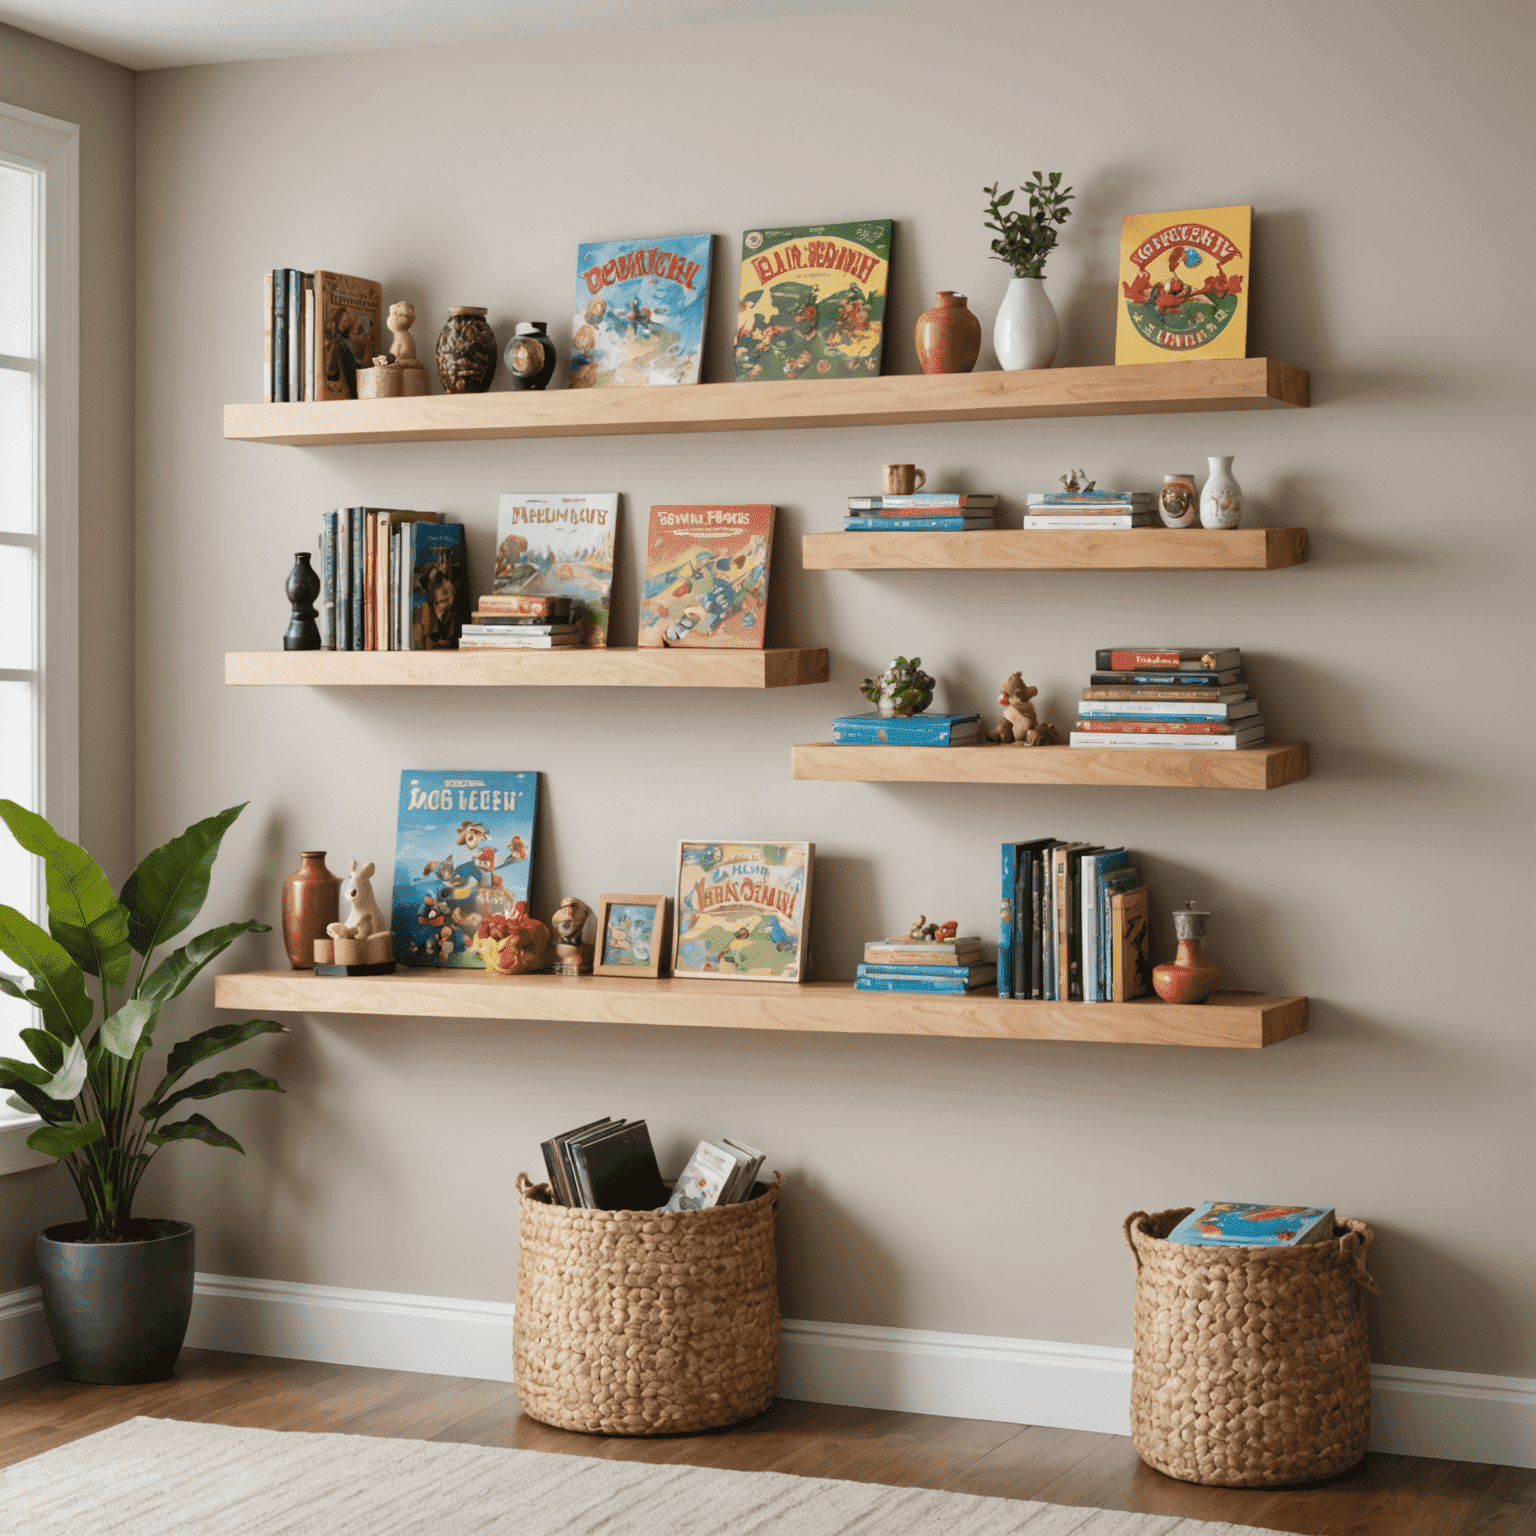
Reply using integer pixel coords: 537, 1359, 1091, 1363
514, 1172, 780, 1436
1125, 1208, 1379, 1487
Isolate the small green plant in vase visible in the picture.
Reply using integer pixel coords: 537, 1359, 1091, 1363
861, 656, 935, 718
0, 799, 284, 1383
983, 172, 1074, 371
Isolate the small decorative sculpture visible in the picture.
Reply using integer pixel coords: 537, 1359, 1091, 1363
1059, 470, 1096, 493
472, 901, 551, 975
549, 896, 594, 976
388, 301, 423, 369
987, 672, 1061, 746
284, 552, 321, 651
356, 301, 429, 398
905, 916, 959, 942
327, 860, 385, 941
1153, 901, 1223, 1005
319, 859, 395, 970
505, 322, 558, 390
436, 306, 498, 394
861, 656, 935, 718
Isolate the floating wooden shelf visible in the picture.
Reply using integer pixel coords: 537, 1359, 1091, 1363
791, 740, 1309, 791
802, 527, 1308, 572
213, 969, 1305, 1048
224, 646, 829, 690
223, 358, 1309, 446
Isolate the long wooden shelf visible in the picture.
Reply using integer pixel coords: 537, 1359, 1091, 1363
802, 527, 1308, 571
213, 969, 1305, 1048
791, 740, 1309, 791
223, 358, 1309, 446
224, 646, 829, 689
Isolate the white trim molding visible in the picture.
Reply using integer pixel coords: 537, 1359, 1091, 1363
0, 1278, 1531, 1468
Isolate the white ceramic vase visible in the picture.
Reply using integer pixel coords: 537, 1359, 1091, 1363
1199, 455, 1243, 529
993, 277, 1059, 370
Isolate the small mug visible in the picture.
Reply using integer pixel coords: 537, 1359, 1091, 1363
883, 464, 927, 495
1159, 473, 1198, 529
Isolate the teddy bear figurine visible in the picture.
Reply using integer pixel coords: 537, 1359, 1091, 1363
549, 896, 594, 976
987, 673, 1060, 746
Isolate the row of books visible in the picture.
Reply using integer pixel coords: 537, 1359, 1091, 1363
539, 1117, 765, 1212
1069, 648, 1266, 750
844, 493, 997, 533
317, 509, 466, 652
1000, 838, 1150, 1003
857, 933, 995, 993
1024, 488, 1155, 530
265, 269, 381, 404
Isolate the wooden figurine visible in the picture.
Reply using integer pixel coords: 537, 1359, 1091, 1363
322, 859, 395, 970
357, 301, 429, 398
987, 673, 1061, 746
550, 896, 594, 976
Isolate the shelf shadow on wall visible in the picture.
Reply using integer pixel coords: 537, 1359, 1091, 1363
805, 853, 878, 983
775, 1167, 904, 1327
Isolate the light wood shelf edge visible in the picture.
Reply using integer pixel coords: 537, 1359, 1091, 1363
214, 970, 1306, 1048
801, 527, 1308, 571
224, 646, 830, 689
223, 358, 1309, 446
790, 740, 1310, 790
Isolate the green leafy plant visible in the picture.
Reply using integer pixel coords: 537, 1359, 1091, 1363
984, 173, 1075, 278
861, 656, 935, 717
0, 800, 284, 1241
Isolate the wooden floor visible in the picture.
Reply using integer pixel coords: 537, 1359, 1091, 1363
1, 1350, 1531, 1536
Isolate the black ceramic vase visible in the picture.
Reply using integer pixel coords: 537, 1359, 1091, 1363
38, 1219, 195, 1384
505, 322, 557, 390
435, 307, 498, 393
284, 550, 321, 650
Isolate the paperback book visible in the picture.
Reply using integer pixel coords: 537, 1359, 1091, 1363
844, 516, 994, 532
390, 769, 538, 968
1097, 649, 1243, 673
494, 493, 619, 647
1070, 730, 1265, 750
674, 841, 812, 982
313, 270, 382, 401
569, 234, 712, 387
640, 504, 774, 648
831, 713, 982, 746
846, 495, 999, 512
408, 523, 470, 649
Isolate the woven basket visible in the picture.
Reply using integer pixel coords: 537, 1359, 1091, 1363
1125, 1208, 1379, 1487
513, 1172, 780, 1435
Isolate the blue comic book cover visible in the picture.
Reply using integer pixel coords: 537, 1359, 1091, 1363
569, 234, 712, 388
390, 770, 538, 968
1168, 1202, 1335, 1247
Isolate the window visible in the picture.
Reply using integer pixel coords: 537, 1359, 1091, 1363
0, 101, 78, 1169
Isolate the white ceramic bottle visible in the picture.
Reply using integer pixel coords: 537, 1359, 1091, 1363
1199, 456, 1243, 529
993, 277, 1059, 370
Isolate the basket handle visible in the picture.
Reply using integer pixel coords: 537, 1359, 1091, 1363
1338, 1224, 1382, 1296
1124, 1210, 1151, 1271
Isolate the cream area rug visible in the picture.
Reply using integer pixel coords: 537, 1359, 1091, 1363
5, 1416, 1257, 1536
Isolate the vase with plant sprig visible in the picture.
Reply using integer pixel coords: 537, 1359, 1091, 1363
983, 173, 1074, 370
0, 798, 284, 1382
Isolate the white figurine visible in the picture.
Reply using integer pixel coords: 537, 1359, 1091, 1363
327, 860, 385, 941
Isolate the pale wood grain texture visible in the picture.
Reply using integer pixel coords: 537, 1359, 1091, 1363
224, 647, 829, 689
223, 358, 1310, 446
212, 970, 1306, 1048
801, 527, 1309, 571
791, 740, 1310, 791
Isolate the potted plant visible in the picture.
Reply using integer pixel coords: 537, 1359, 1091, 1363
0, 799, 283, 1384
983, 173, 1074, 370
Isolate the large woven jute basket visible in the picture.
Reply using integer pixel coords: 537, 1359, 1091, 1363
1125, 1208, 1379, 1487
513, 1172, 780, 1435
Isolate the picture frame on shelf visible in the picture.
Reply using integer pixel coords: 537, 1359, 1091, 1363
593, 895, 670, 979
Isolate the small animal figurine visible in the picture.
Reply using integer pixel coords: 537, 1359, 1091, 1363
1059, 470, 1097, 493
549, 896, 594, 976
987, 673, 1061, 746
935, 919, 959, 942
861, 656, 936, 718
387, 301, 424, 369
907, 915, 936, 941
327, 860, 385, 940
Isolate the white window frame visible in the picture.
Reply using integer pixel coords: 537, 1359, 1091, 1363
0, 101, 80, 1176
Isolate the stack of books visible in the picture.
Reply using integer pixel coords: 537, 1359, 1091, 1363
317, 509, 466, 651
857, 933, 995, 993
831, 712, 983, 746
1024, 489, 1155, 530
1070, 649, 1265, 750
539, 1118, 669, 1210
1000, 838, 1149, 1003
462, 593, 584, 650
265, 269, 381, 403
844, 493, 998, 532
666, 1137, 766, 1211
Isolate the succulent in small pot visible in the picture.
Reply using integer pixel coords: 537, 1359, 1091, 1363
860, 656, 936, 718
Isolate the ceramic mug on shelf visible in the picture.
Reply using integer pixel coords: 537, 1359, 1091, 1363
1159, 473, 1199, 529
883, 464, 926, 495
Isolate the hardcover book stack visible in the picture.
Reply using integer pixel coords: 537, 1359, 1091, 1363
539, 1118, 669, 1210
462, 594, 582, 649
1070, 649, 1264, 750
857, 933, 995, 994
1024, 488, 1155, 529
495, 494, 617, 646
831, 712, 982, 746
844, 493, 997, 533
317, 509, 468, 651
999, 838, 1150, 1003
666, 1136, 766, 1211
264, 269, 381, 403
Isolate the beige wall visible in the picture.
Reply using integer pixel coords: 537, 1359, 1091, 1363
126, 0, 1533, 1378
0, 23, 136, 1282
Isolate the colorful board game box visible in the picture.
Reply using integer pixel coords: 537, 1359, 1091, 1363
674, 841, 812, 983
734, 220, 891, 381
494, 494, 618, 647
639, 504, 774, 649
1116, 206, 1251, 365
568, 234, 712, 388
1167, 1202, 1335, 1247
390, 770, 538, 969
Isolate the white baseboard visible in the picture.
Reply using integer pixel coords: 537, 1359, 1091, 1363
2, 1277, 1530, 1468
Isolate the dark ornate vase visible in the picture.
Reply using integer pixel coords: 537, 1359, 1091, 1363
38, 1219, 195, 1384
281, 850, 341, 969
505, 322, 557, 390
436, 307, 498, 394
284, 551, 321, 650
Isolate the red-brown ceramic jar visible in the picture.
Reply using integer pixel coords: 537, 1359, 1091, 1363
914, 291, 982, 374
280, 852, 341, 970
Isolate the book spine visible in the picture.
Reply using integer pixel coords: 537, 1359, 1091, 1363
1081, 854, 1098, 1004
998, 843, 1015, 1000
843, 516, 994, 532
376, 513, 390, 652
1090, 672, 1239, 687
319, 511, 336, 650
1055, 851, 1069, 1003
1097, 650, 1238, 672
335, 509, 350, 651
858, 963, 994, 979
1028, 493, 1151, 504
1023, 517, 1154, 530
1069, 732, 1248, 749
271, 270, 288, 403
1067, 851, 1083, 1003
855, 976, 981, 993
1079, 701, 1244, 717
1110, 893, 1125, 1002
1024, 504, 1147, 514
846, 495, 995, 510
1029, 853, 1043, 999
831, 721, 964, 745
351, 508, 365, 651
1074, 719, 1243, 734
304, 274, 315, 402
262, 273, 273, 403
286, 270, 303, 404
1012, 848, 1027, 1001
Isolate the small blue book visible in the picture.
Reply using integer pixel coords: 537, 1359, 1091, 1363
1168, 1202, 1336, 1247
832, 712, 982, 746
844, 516, 994, 532
858, 962, 997, 982
855, 973, 994, 994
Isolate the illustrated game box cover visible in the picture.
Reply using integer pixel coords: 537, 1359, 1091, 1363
673, 841, 812, 982
639, 504, 774, 649
1115, 206, 1251, 365
493, 494, 618, 647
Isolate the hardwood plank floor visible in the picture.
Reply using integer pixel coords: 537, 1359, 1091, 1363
0, 1348, 1526, 1536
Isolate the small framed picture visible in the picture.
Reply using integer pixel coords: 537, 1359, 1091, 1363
593, 895, 670, 979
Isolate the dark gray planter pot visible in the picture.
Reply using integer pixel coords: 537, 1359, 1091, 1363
37, 1219, 194, 1384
